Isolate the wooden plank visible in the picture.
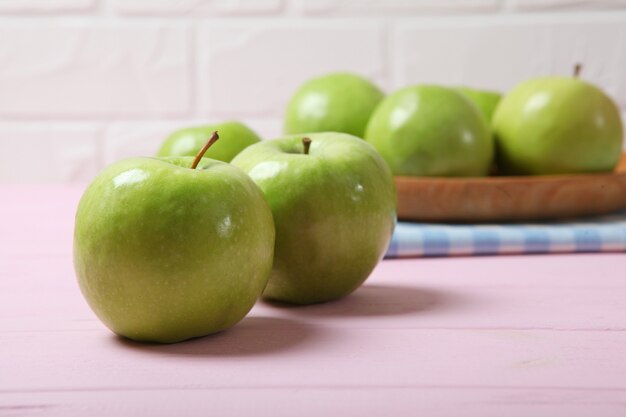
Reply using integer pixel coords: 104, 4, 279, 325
1, 387, 626, 417
3, 255, 626, 332
0, 186, 78, 258
2, 326, 626, 392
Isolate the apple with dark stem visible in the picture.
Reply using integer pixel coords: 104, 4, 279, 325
74, 132, 275, 343
232, 132, 396, 305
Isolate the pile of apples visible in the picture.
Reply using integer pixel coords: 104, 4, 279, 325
285, 68, 623, 177
74, 94, 395, 344
74, 67, 623, 344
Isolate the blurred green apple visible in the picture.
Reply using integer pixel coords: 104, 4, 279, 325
157, 121, 261, 162
232, 132, 396, 305
365, 85, 493, 177
284, 72, 384, 138
74, 134, 275, 343
457, 87, 502, 122
492, 77, 624, 175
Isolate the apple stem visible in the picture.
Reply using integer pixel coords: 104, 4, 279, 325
190, 131, 219, 169
573, 63, 582, 78
302, 137, 312, 155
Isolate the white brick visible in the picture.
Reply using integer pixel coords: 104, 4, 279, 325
296, 0, 498, 15
393, 14, 626, 108
0, 0, 94, 13
507, 0, 626, 11
115, 0, 282, 15
199, 21, 387, 118
0, 21, 191, 118
103, 123, 172, 166
103, 119, 282, 165
0, 124, 100, 184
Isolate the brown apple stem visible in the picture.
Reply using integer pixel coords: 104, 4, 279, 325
190, 131, 219, 169
302, 137, 312, 155
573, 63, 582, 78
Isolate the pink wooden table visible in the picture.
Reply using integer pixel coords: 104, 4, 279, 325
2, 186, 626, 416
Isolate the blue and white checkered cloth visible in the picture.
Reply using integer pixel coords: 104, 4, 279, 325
385, 211, 626, 258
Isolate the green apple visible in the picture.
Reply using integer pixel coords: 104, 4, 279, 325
456, 87, 502, 122
231, 132, 396, 305
284, 72, 384, 138
364, 85, 493, 177
492, 77, 624, 175
157, 121, 261, 162
74, 134, 275, 343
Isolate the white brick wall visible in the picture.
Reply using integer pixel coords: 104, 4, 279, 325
0, 1, 625, 183
115, 0, 283, 16
0, 21, 192, 118
392, 14, 626, 107
0, 123, 100, 183
0, 0, 95, 13
295, 0, 499, 15
199, 20, 388, 117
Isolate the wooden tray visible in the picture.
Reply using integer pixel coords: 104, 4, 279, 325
395, 154, 626, 222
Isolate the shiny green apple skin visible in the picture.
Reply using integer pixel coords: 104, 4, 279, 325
157, 121, 261, 162
457, 87, 502, 122
231, 133, 396, 305
73, 157, 275, 343
284, 73, 384, 138
364, 85, 493, 177
492, 77, 624, 175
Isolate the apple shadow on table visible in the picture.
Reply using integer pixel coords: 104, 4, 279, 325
264, 284, 468, 318
113, 316, 322, 357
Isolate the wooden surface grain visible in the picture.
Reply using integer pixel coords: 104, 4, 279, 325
1, 186, 626, 416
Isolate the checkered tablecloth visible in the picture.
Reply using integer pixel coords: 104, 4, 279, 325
385, 211, 626, 258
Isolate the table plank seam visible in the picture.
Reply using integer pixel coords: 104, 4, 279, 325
4, 385, 626, 394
